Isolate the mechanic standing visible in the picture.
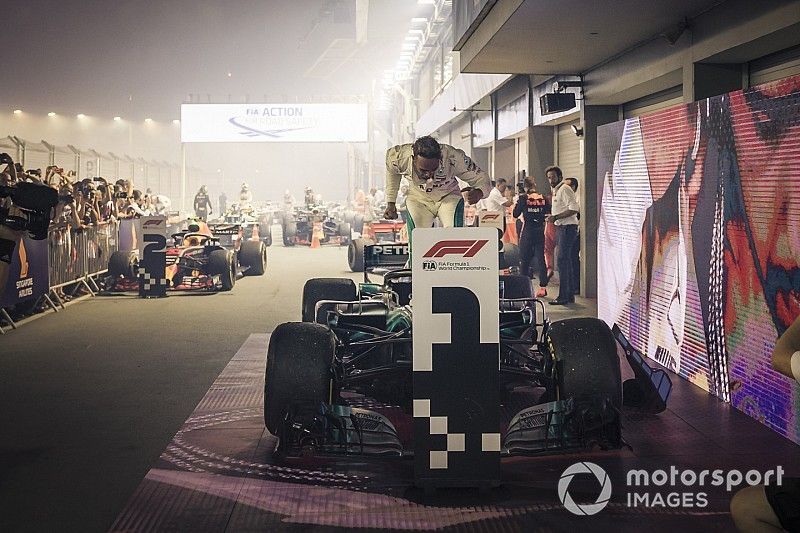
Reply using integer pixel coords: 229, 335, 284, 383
383, 136, 491, 255
545, 165, 580, 305
514, 176, 550, 297
218, 191, 227, 215
193, 185, 212, 221
239, 182, 253, 210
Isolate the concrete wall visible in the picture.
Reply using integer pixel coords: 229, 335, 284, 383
491, 138, 515, 182
584, 0, 800, 105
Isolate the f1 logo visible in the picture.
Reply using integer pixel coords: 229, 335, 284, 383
423, 240, 488, 258
481, 213, 501, 220
142, 219, 165, 228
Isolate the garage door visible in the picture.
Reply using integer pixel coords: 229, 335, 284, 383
556, 120, 583, 182
750, 45, 800, 86
623, 85, 683, 118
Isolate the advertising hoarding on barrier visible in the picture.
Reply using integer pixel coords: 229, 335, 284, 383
180, 103, 368, 143
411, 227, 500, 488
0, 236, 49, 308
138, 216, 167, 298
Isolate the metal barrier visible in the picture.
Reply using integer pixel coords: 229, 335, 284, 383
46, 220, 119, 306
85, 222, 117, 278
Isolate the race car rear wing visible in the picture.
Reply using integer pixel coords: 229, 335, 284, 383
362, 242, 409, 281
207, 223, 242, 236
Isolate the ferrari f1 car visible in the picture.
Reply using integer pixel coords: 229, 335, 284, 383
264, 271, 626, 459
107, 220, 267, 291
282, 205, 351, 247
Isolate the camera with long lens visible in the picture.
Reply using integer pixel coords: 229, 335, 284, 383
0, 153, 59, 240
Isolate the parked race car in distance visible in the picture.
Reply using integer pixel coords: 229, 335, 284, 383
282, 205, 351, 247
216, 206, 273, 247
348, 218, 407, 272
107, 219, 267, 291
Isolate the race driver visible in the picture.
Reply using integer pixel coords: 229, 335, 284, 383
383, 136, 491, 254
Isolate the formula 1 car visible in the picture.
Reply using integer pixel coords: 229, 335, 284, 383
282, 205, 351, 247
217, 206, 273, 247
264, 258, 623, 459
107, 220, 267, 291
348, 218, 407, 272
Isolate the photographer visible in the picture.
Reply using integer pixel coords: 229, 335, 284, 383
730, 314, 800, 532
0, 154, 58, 304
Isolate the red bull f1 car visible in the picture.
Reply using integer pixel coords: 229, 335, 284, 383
107, 220, 267, 291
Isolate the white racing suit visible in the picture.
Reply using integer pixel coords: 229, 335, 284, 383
385, 143, 492, 251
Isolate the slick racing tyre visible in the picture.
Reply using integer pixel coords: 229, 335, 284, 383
239, 240, 267, 276
548, 317, 622, 409
337, 221, 352, 245
301, 278, 357, 323
352, 213, 364, 234
209, 249, 236, 291
263, 322, 335, 436
260, 223, 272, 247
347, 238, 369, 272
108, 250, 138, 278
499, 274, 533, 299
547, 317, 622, 447
282, 221, 297, 246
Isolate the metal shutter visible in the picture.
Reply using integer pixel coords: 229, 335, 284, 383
749, 45, 800, 86
623, 85, 683, 118
556, 120, 583, 181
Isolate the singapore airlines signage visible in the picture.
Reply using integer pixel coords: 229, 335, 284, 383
180, 103, 368, 143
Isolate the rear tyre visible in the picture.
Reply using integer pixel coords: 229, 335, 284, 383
338, 221, 352, 245
348, 239, 367, 272
209, 249, 236, 291
264, 322, 335, 436
302, 278, 357, 323
239, 240, 267, 276
499, 274, 532, 299
108, 250, 137, 278
260, 224, 272, 247
352, 214, 364, 234
282, 221, 297, 246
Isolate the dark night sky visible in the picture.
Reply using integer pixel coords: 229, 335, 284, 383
1, 0, 422, 120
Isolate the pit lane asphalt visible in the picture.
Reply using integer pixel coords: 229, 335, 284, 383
0, 242, 594, 533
